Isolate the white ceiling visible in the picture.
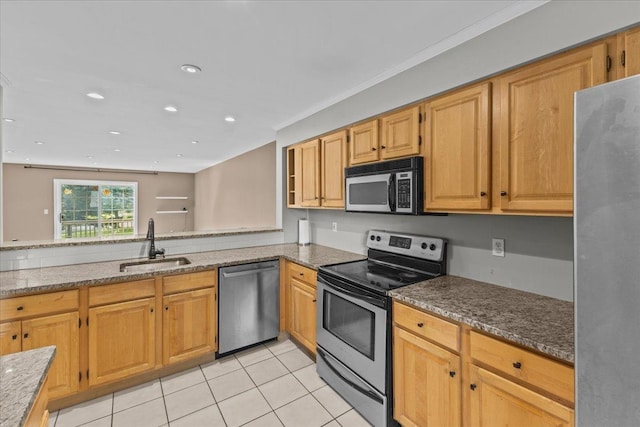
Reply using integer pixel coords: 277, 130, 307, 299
0, 1, 545, 173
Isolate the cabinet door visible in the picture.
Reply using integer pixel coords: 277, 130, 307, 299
22, 312, 80, 399
469, 365, 574, 427
0, 321, 22, 355
497, 42, 608, 213
619, 26, 640, 78
321, 130, 348, 207
349, 120, 379, 165
393, 326, 461, 427
424, 83, 491, 211
88, 298, 155, 386
300, 139, 321, 207
163, 288, 216, 365
289, 278, 316, 354
380, 106, 421, 160
287, 145, 302, 207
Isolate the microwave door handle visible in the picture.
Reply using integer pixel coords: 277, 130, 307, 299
388, 174, 396, 212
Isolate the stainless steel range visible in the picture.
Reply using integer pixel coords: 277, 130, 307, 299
316, 230, 447, 427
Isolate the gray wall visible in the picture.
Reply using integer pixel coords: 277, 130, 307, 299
276, 2, 640, 302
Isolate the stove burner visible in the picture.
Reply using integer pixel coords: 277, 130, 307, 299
398, 271, 419, 279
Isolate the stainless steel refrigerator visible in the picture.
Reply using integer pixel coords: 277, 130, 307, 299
575, 74, 640, 426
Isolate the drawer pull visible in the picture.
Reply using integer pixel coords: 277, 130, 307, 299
513, 362, 522, 369
299, 272, 304, 276
150, 308, 154, 313
165, 306, 169, 311
11, 334, 17, 340
449, 371, 456, 378
417, 322, 424, 328
312, 299, 317, 303
16, 306, 24, 311
470, 384, 477, 391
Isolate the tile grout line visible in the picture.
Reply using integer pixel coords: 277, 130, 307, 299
159, 377, 171, 427
201, 361, 230, 427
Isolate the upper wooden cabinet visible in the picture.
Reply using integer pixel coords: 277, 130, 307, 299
380, 106, 421, 160
286, 145, 302, 207
423, 83, 491, 211
616, 26, 640, 78
300, 139, 321, 207
321, 130, 348, 207
349, 119, 380, 165
495, 41, 608, 214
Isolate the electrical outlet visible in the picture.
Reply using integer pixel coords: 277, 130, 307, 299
492, 238, 505, 257
43, 209, 49, 215
331, 222, 338, 232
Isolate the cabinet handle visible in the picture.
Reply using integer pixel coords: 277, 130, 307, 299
380, 145, 386, 149
470, 384, 477, 391
299, 272, 304, 276
150, 308, 154, 313
11, 334, 17, 340
165, 306, 169, 311
417, 322, 424, 328
312, 299, 317, 303
23, 333, 29, 339
480, 191, 486, 197
16, 306, 24, 311
500, 191, 507, 196
449, 371, 456, 378
513, 362, 522, 369
371, 147, 377, 151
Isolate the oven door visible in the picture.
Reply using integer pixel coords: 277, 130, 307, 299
345, 173, 393, 213
316, 274, 388, 392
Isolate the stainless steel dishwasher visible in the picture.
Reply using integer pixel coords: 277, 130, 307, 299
218, 260, 280, 355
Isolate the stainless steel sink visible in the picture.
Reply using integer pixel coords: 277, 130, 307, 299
119, 257, 191, 273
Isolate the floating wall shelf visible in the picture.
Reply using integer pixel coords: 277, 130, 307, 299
155, 210, 188, 214
155, 196, 188, 200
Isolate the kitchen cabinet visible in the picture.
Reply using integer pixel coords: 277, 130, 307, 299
393, 302, 461, 427
25, 376, 50, 427
286, 145, 302, 207
348, 119, 380, 165
88, 280, 156, 386
320, 130, 348, 207
162, 271, 217, 365
380, 106, 421, 160
495, 41, 608, 214
615, 26, 640, 79
285, 261, 317, 355
300, 139, 321, 207
0, 290, 80, 400
423, 82, 491, 211
469, 331, 574, 427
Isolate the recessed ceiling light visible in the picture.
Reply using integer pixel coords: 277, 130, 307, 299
176, 154, 183, 158
180, 64, 201, 74
164, 105, 178, 113
108, 131, 121, 135
34, 141, 44, 145
2, 118, 15, 123
86, 156, 94, 159
24, 158, 30, 161
86, 92, 104, 100
113, 149, 121, 152
153, 160, 159, 164
5, 150, 14, 154
224, 116, 236, 123
191, 140, 199, 144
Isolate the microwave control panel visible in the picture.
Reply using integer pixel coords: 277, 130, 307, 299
367, 230, 446, 262
395, 172, 413, 212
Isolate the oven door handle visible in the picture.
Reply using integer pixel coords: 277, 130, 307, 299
317, 347, 384, 404
318, 276, 386, 309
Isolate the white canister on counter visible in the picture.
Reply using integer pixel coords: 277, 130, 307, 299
298, 218, 310, 246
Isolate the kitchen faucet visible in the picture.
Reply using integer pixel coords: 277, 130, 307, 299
146, 218, 165, 259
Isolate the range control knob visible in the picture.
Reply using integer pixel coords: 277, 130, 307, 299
429, 243, 437, 251
376, 236, 381, 242
421, 242, 427, 250
370, 235, 376, 241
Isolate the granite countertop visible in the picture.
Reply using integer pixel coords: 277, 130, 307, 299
0, 243, 366, 297
0, 346, 56, 427
390, 275, 574, 363
0, 227, 282, 251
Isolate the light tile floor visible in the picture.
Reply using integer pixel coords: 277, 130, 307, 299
49, 340, 372, 427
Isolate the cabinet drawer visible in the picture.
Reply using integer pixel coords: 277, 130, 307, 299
393, 302, 459, 352
287, 262, 317, 287
163, 270, 216, 295
470, 331, 574, 403
0, 290, 78, 321
89, 279, 155, 307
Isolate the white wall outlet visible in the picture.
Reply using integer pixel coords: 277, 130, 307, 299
43, 209, 49, 215
492, 238, 505, 257
331, 222, 338, 232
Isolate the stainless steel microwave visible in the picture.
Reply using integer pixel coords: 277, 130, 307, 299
345, 156, 423, 215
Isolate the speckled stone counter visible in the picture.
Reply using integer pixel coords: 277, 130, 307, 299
0, 346, 56, 427
0, 243, 365, 297
390, 275, 574, 363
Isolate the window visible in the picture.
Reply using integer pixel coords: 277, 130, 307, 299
53, 179, 138, 239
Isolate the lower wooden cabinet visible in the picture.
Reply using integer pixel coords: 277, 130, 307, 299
163, 287, 216, 365
88, 297, 156, 386
393, 326, 461, 427
285, 261, 317, 354
0, 321, 21, 355
469, 365, 574, 427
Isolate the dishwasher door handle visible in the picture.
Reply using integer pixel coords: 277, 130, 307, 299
221, 266, 278, 278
